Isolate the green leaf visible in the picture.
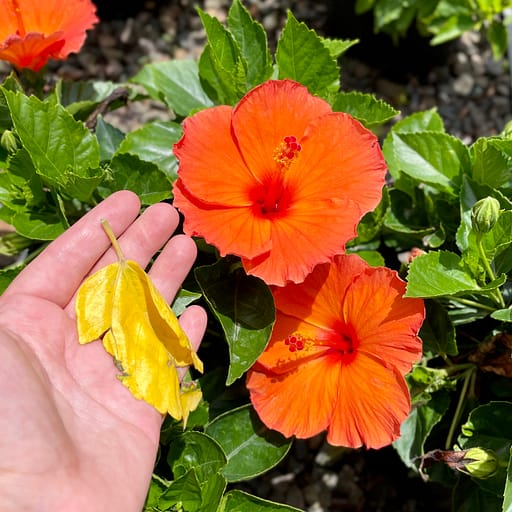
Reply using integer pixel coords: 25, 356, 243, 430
0, 148, 46, 211
131, 59, 214, 117
491, 308, 512, 322
320, 37, 359, 59
3, 90, 102, 200
11, 210, 65, 240
276, 11, 340, 97
172, 289, 202, 317
169, 431, 227, 481
487, 19, 508, 60
100, 153, 171, 205
389, 108, 446, 134
158, 470, 203, 511
406, 251, 482, 298
458, 401, 512, 497
220, 489, 303, 511
332, 91, 398, 127
349, 249, 385, 267
56, 79, 119, 118
195, 257, 275, 385
205, 404, 292, 482
95, 116, 125, 161
503, 447, 512, 512
420, 299, 458, 356
227, 0, 273, 88
384, 131, 469, 194
452, 473, 504, 512
394, 391, 450, 470
0, 265, 24, 294
471, 137, 512, 191
198, 8, 247, 105
167, 431, 227, 512
116, 121, 182, 181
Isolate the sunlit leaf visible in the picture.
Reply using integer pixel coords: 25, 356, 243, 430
76, 220, 203, 422
221, 489, 303, 511
131, 59, 214, 117
332, 90, 398, 127
276, 11, 339, 97
195, 257, 274, 385
100, 153, 172, 205
227, 0, 273, 88
116, 121, 182, 181
205, 404, 291, 482
168, 431, 227, 511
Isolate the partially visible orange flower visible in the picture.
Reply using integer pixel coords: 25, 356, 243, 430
0, 0, 98, 71
246, 254, 425, 449
173, 79, 387, 286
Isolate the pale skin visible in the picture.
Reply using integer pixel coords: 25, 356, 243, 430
0, 190, 207, 511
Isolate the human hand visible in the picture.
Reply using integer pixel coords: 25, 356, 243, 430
0, 191, 207, 512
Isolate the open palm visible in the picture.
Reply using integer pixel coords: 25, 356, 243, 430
0, 191, 206, 512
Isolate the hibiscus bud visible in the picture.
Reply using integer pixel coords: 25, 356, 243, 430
471, 197, 501, 234
0, 130, 17, 153
461, 447, 499, 479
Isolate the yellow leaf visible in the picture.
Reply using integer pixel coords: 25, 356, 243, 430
75, 219, 203, 420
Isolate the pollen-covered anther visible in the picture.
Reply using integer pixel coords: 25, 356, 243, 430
284, 334, 305, 352
273, 135, 302, 169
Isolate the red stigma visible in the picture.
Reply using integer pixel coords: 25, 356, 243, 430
274, 135, 302, 169
285, 334, 305, 352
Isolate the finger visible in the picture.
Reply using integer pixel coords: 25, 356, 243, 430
148, 234, 197, 305
177, 304, 208, 381
2, 191, 141, 307
64, 201, 180, 315
86, 202, 180, 274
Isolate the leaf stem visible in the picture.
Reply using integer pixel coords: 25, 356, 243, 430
445, 368, 474, 450
446, 296, 496, 312
101, 219, 125, 262
476, 233, 505, 308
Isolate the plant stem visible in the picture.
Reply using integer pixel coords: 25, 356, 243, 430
476, 234, 505, 308
446, 296, 496, 312
445, 369, 474, 450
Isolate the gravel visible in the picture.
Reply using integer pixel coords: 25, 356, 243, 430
2, 1, 509, 509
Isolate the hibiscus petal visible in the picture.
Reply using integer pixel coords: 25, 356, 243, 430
247, 350, 341, 440
290, 112, 387, 213
328, 352, 411, 449
344, 266, 424, 373
173, 179, 271, 259
0, 0, 97, 69
231, 80, 332, 182
242, 198, 363, 286
272, 254, 368, 328
255, 312, 331, 373
0, 33, 64, 71
174, 105, 256, 207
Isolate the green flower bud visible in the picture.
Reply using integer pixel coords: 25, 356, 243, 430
462, 447, 499, 479
471, 197, 501, 234
0, 130, 18, 153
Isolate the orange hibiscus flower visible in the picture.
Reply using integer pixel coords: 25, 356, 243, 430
0, 0, 98, 71
246, 254, 425, 449
173, 80, 387, 286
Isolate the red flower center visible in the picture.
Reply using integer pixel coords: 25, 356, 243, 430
250, 176, 293, 218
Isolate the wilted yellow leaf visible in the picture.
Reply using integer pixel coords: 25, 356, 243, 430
76, 219, 203, 423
